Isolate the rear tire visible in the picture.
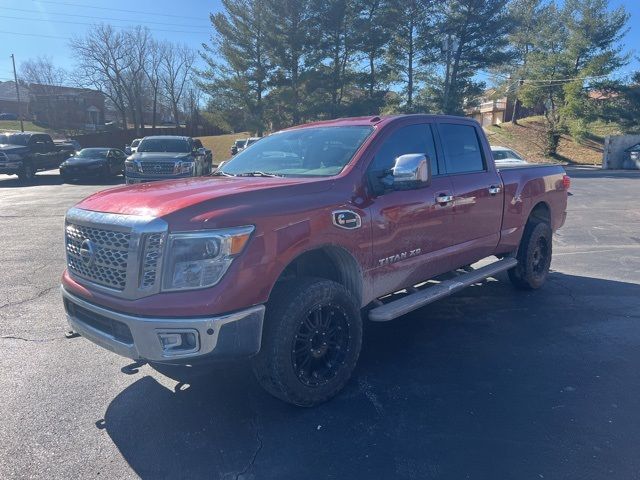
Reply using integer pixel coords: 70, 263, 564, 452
18, 162, 35, 183
508, 220, 553, 290
252, 278, 362, 407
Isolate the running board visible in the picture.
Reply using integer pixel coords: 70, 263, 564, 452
368, 257, 518, 322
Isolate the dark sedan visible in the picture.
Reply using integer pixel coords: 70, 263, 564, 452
60, 148, 127, 182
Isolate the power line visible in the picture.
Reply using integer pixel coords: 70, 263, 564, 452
0, 14, 209, 35
3, 6, 210, 29
33, 0, 206, 21
0, 30, 70, 40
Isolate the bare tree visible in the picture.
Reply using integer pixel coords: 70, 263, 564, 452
20, 56, 68, 128
144, 39, 167, 131
70, 24, 134, 129
161, 43, 196, 126
121, 26, 151, 133
20, 56, 67, 86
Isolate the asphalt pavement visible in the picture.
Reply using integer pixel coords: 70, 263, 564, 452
0, 167, 639, 479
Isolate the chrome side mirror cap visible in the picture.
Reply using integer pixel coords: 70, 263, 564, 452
392, 154, 431, 188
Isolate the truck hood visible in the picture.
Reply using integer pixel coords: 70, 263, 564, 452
75, 175, 333, 219
0, 144, 28, 153
129, 152, 191, 161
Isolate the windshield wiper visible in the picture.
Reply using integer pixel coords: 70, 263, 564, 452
211, 170, 235, 177
235, 171, 283, 177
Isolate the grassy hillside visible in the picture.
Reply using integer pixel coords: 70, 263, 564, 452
197, 132, 249, 164
484, 116, 619, 165
0, 120, 56, 134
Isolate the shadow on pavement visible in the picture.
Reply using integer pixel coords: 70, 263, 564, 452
564, 165, 640, 179
0, 171, 124, 188
102, 273, 640, 479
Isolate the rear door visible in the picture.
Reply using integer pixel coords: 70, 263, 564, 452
367, 120, 456, 298
436, 120, 504, 266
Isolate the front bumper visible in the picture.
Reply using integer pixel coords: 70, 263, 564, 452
60, 164, 107, 177
0, 161, 23, 174
62, 287, 265, 363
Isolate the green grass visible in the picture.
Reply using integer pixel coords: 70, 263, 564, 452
197, 132, 250, 164
0, 120, 52, 133
485, 116, 610, 165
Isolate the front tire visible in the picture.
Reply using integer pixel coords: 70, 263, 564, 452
252, 278, 363, 407
508, 220, 553, 290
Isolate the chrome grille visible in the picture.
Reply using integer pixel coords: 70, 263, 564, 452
66, 223, 131, 290
64, 208, 168, 299
139, 162, 175, 175
140, 233, 164, 288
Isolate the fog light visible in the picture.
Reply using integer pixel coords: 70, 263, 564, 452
156, 329, 199, 356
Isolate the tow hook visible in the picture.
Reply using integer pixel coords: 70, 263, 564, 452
64, 330, 80, 339
121, 361, 147, 375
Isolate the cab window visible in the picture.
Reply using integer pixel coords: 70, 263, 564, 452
369, 123, 438, 175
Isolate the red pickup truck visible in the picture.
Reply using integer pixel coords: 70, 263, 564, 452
61, 115, 569, 406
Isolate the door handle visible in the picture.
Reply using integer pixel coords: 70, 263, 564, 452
436, 193, 454, 205
488, 185, 501, 195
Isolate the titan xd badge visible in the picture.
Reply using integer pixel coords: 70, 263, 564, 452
332, 210, 362, 230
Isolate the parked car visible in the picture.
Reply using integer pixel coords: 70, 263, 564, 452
0, 132, 75, 182
125, 138, 142, 155
124, 135, 212, 184
193, 138, 213, 169
60, 148, 127, 182
55, 139, 82, 154
61, 115, 569, 406
231, 138, 247, 156
0, 113, 18, 120
244, 136, 261, 149
491, 145, 528, 166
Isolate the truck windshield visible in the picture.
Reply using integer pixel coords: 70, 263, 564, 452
0, 134, 27, 146
137, 138, 190, 153
220, 126, 373, 177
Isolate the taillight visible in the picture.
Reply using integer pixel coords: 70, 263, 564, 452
562, 175, 571, 190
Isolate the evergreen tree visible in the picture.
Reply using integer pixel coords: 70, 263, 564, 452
201, 0, 270, 134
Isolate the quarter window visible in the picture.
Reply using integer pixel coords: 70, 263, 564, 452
439, 124, 485, 174
370, 123, 438, 175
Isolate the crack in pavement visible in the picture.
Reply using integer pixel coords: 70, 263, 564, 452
0, 334, 62, 343
233, 417, 263, 480
0, 285, 58, 310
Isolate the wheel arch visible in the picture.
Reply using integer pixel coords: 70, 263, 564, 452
528, 201, 551, 226
270, 245, 363, 306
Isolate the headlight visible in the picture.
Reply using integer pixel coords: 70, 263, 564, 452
175, 161, 194, 174
125, 160, 136, 173
162, 226, 254, 291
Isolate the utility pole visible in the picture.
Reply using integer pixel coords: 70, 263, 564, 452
10, 54, 24, 132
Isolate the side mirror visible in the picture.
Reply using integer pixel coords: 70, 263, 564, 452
124, 146, 131, 155
391, 154, 431, 188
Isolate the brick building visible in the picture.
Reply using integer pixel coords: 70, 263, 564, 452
28, 83, 105, 130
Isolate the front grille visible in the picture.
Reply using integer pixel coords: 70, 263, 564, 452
141, 233, 164, 288
64, 299, 134, 344
139, 162, 175, 175
66, 223, 131, 290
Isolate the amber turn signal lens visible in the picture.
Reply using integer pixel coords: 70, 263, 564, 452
229, 233, 251, 255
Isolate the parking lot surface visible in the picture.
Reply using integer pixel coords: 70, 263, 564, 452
1, 167, 639, 479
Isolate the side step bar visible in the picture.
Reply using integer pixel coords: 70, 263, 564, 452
368, 257, 518, 322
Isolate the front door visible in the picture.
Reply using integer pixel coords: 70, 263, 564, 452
436, 121, 504, 266
367, 121, 456, 299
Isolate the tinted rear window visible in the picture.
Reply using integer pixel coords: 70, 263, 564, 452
439, 124, 485, 174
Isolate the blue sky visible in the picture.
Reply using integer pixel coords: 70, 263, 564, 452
1, 0, 638, 86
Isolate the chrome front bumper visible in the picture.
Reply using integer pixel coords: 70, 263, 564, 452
62, 288, 265, 363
